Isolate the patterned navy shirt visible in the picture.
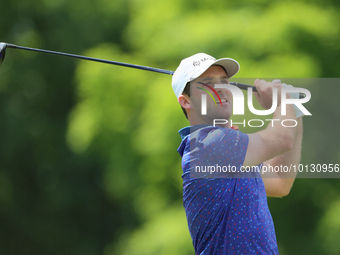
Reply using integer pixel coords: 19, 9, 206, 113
177, 125, 279, 254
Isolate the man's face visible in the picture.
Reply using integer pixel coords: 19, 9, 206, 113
189, 65, 233, 124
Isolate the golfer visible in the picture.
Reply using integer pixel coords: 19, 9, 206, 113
172, 53, 303, 254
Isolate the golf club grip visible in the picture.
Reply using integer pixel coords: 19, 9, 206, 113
230, 82, 305, 99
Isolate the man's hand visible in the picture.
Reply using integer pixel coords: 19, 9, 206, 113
254, 79, 282, 109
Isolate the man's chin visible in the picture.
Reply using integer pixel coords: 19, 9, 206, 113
211, 111, 232, 120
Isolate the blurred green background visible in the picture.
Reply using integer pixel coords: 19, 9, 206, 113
1, 0, 340, 254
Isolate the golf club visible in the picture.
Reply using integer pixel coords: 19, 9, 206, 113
0, 42, 305, 98
0, 42, 173, 75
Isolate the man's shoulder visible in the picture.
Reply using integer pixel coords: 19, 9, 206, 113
179, 124, 227, 134
190, 125, 243, 139
178, 125, 249, 150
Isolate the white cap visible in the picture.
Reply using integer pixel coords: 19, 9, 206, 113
171, 53, 240, 98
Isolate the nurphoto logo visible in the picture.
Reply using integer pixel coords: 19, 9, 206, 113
199, 84, 312, 128
201, 84, 312, 116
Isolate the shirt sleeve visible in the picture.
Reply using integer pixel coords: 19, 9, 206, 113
189, 126, 250, 178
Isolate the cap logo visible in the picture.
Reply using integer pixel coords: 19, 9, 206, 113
192, 57, 216, 67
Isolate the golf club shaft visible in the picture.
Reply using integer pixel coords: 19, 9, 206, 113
230, 82, 305, 98
6, 43, 174, 75
3, 43, 305, 98
229, 82, 256, 91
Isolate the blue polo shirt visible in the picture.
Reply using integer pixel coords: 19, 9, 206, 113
178, 125, 279, 255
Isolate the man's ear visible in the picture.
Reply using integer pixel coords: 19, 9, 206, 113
178, 94, 190, 109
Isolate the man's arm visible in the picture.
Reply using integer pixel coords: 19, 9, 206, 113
243, 104, 297, 167
262, 118, 303, 197
243, 80, 298, 167
243, 80, 301, 197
